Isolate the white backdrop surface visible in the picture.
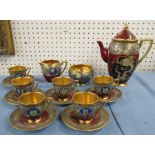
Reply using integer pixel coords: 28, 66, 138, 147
0, 20, 155, 75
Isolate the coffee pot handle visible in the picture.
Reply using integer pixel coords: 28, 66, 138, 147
136, 38, 153, 67
60, 61, 68, 75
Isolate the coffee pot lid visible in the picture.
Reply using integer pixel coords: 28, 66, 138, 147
113, 23, 138, 42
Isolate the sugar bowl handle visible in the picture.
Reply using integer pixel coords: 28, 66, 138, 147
60, 61, 68, 75
136, 38, 153, 67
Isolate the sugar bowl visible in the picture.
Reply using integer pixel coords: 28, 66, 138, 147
69, 64, 94, 85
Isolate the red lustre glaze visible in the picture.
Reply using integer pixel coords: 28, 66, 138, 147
43, 74, 58, 82
70, 111, 101, 125
114, 28, 137, 40
53, 92, 73, 100
20, 111, 48, 124
108, 53, 139, 84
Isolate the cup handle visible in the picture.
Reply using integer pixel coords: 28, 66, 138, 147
71, 80, 78, 90
44, 97, 52, 109
136, 38, 153, 67
32, 81, 39, 92
60, 61, 67, 75
112, 78, 119, 89
25, 67, 31, 76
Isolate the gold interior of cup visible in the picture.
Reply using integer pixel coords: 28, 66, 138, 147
69, 64, 93, 73
72, 92, 99, 105
19, 92, 45, 106
52, 77, 73, 86
93, 76, 114, 84
39, 59, 59, 65
8, 65, 26, 73
11, 77, 33, 87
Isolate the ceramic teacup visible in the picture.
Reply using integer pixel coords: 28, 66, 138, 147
93, 75, 118, 99
8, 65, 31, 78
18, 92, 47, 120
52, 76, 77, 100
39, 59, 67, 82
11, 77, 38, 97
69, 64, 94, 85
72, 92, 101, 124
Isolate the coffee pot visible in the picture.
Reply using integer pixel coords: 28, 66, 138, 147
97, 24, 153, 86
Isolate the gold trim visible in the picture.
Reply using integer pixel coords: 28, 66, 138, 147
4, 89, 43, 106
69, 64, 93, 72
18, 92, 46, 107
61, 105, 110, 131
2, 75, 34, 87
112, 38, 138, 42
115, 83, 128, 87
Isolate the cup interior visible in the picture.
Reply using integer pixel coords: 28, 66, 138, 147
70, 64, 92, 73
93, 76, 114, 85
52, 77, 73, 86
8, 65, 26, 73
11, 77, 33, 87
19, 92, 45, 106
72, 92, 99, 105
40, 59, 59, 66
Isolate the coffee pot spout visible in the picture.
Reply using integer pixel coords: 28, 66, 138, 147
97, 41, 108, 63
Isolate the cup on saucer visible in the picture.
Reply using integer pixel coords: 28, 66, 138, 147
93, 75, 119, 100
8, 65, 31, 78
52, 76, 78, 100
11, 76, 38, 97
72, 92, 101, 124
18, 92, 48, 122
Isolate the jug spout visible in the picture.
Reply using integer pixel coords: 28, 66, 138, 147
97, 41, 108, 63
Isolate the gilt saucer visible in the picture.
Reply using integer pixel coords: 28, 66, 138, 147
4, 88, 43, 105
61, 105, 109, 131
86, 87, 122, 103
2, 75, 34, 87
9, 104, 57, 131
45, 88, 79, 105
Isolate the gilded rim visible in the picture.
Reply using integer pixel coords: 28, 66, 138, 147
52, 76, 74, 86
9, 104, 57, 131
61, 105, 110, 131
39, 59, 59, 66
18, 92, 46, 108
112, 38, 138, 42
4, 89, 43, 106
2, 75, 34, 87
11, 77, 33, 87
45, 88, 79, 105
69, 64, 93, 72
93, 75, 114, 85
72, 92, 99, 106
86, 87, 122, 103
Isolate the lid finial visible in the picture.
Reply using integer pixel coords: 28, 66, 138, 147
124, 23, 129, 30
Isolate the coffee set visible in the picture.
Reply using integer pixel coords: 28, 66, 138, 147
2, 24, 153, 132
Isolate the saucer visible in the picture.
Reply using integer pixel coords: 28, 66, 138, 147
2, 75, 34, 87
45, 88, 79, 105
9, 103, 57, 131
86, 87, 122, 103
4, 88, 43, 105
61, 105, 109, 131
